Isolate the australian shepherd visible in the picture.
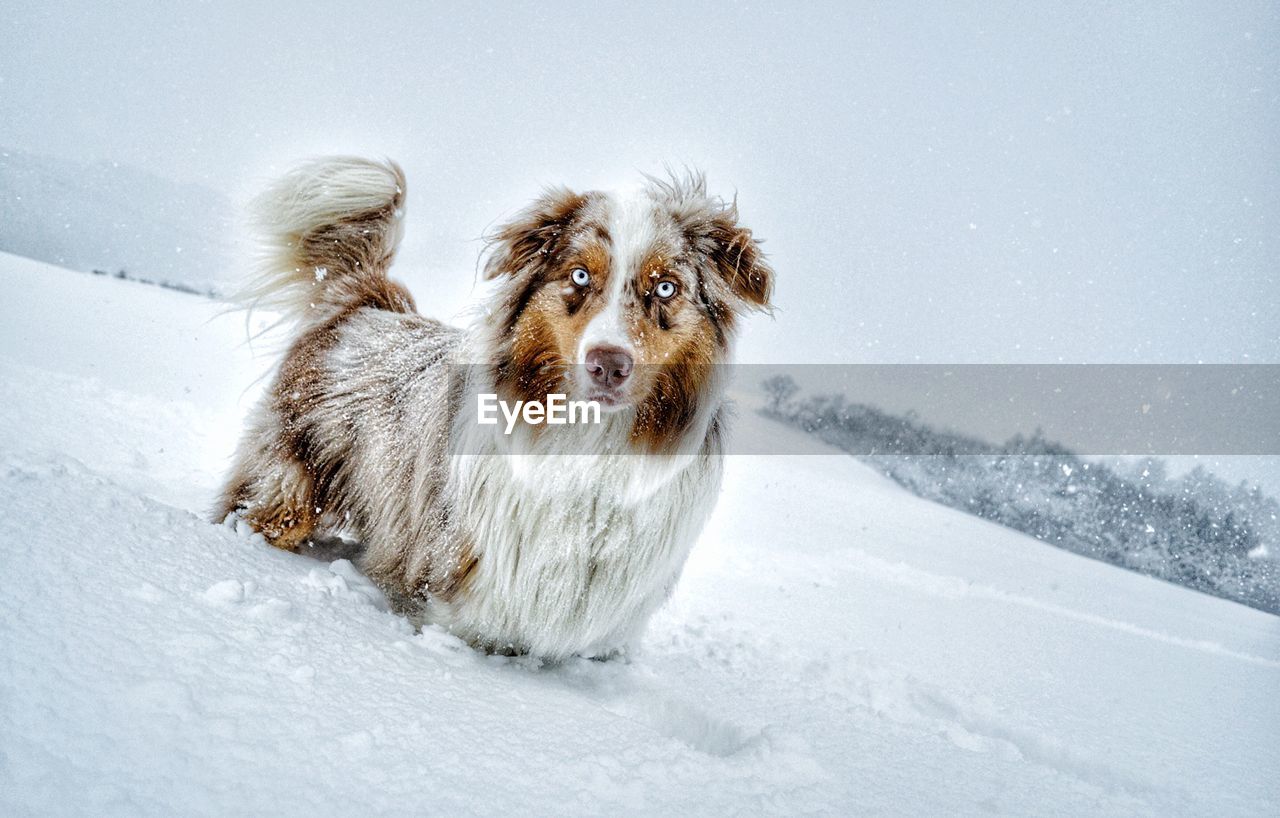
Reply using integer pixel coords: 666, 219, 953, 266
216, 157, 774, 659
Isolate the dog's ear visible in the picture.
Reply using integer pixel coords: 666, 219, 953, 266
655, 173, 774, 311
699, 210, 774, 310
483, 187, 587, 280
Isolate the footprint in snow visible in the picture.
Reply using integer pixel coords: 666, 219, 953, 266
201, 579, 247, 605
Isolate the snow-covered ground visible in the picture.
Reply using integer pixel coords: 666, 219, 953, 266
1, 251, 1277, 816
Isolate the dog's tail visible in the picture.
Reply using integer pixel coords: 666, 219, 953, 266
239, 156, 414, 324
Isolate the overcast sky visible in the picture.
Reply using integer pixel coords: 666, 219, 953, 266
3, 0, 1277, 367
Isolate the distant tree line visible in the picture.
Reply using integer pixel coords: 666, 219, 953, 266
761, 375, 1280, 615
91, 267, 219, 299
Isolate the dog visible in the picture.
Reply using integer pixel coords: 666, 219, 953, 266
216, 157, 774, 659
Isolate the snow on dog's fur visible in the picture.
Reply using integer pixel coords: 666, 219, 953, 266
215, 157, 774, 658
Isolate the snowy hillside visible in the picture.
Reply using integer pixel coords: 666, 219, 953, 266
0, 148, 233, 291
2, 253, 1277, 816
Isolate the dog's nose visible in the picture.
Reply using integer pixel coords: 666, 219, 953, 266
585, 346, 633, 389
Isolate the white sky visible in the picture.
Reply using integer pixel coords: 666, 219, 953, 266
3, 0, 1278, 367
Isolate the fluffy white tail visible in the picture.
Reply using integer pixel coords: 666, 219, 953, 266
240, 156, 413, 322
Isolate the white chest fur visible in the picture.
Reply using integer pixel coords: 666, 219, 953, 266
431, 414, 723, 658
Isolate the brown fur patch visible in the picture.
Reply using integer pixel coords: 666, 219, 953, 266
703, 216, 773, 308
487, 190, 601, 403
217, 307, 361, 550
483, 188, 591, 283
295, 206, 416, 314
242, 476, 319, 551
216, 452, 319, 552
630, 320, 719, 452
432, 535, 479, 602
500, 306, 574, 407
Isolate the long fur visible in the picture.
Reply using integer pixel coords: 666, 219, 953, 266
215, 157, 773, 659
237, 156, 413, 322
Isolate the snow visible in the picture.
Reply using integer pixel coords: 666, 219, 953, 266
2, 252, 1278, 816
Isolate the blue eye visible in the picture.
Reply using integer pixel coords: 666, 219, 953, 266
571, 268, 590, 287
654, 280, 678, 299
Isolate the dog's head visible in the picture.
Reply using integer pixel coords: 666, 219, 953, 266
483, 173, 774, 450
